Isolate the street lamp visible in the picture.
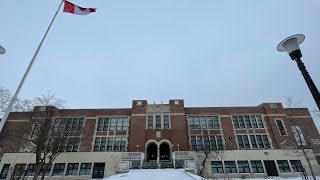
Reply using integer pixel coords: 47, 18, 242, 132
0, 45, 5, 54
277, 34, 320, 110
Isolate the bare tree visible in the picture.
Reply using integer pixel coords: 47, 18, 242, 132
283, 97, 317, 180
193, 135, 224, 178
0, 92, 80, 180
0, 86, 11, 118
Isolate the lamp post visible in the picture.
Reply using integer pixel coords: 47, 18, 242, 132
0, 45, 5, 54
277, 34, 320, 110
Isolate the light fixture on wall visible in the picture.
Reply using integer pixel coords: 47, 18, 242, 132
136, 145, 140, 152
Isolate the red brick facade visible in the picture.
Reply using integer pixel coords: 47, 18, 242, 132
1, 100, 320, 160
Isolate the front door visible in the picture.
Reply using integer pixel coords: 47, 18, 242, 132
160, 143, 170, 161
264, 160, 279, 176
92, 163, 105, 179
147, 143, 157, 161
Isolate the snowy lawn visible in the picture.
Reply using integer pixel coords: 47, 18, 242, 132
103, 169, 315, 180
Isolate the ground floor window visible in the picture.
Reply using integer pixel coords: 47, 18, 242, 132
39, 164, 52, 176
250, 160, 264, 173
66, 163, 79, 176
13, 164, 26, 177
224, 161, 237, 173
52, 163, 66, 176
277, 160, 291, 173
237, 161, 250, 173
290, 160, 303, 172
26, 164, 36, 176
0, 164, 10, 179
211, 161, 224, 174
80, 163, 92, 176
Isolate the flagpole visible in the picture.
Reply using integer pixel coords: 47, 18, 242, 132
0, 0, 64, 132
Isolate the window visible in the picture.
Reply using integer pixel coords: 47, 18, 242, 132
26, 164, 36, 176
13, 164, 26, 177
148, 116, 153, 128
54, 118, 84, 132
292, 126, 306, 145
0, 164, 10, 179
156, 116, 161, 128
98, 117, 128, 131
189, 116, 219, 130
191, 136, 197, 150
251, 161, 264, 173
110, 118, 116, 131
66, 137, 80, 152
120, 137, 126, 151
163, 115, 169, 128
191, 135, 224, 150
232, 115, 264, 129
250, 135, 258, 149
114, 137, 121, 151
290, 160, 303, 172
79, 163, 92, 176
201, 116, 207, 129
116, 118, 123, 131
66, 163, 79, 176
216, 135, 223, 150
39, 164, 52, 176
224, 161, 237, 173
194, 117, 200, 129
238, 135, 270, 149
256, 116, 264, 128
277, 160, 291, 173
238, 161, 250, 173
52, 163, 65, 176
232, 116, 240, 129
107, 137, 114, 151
244, 116, 252, 129
94, 137, 126, 151
189, 117, 195, 129
211, 161, 224, 174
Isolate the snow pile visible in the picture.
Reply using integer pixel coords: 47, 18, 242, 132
104, 169, 199, 180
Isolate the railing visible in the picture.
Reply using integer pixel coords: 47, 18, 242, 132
123, 152, 144, 160
184, 160, 196, 170
172, 151, 193, 159
172, 151, 194, 168
122, 152, 144, 169
117, 161, 131, 171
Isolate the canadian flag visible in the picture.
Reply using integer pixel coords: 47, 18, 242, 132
63, 1, 96, 15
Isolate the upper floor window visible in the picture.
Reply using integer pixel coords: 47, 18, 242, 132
237, 134, 270, 149
232, 115, 264, 129
94, 136, 127, 152
97, 117, 128, 131
54, 118, 84, 132
146, 114, 170, 129
190, 135, 223, 150
276, 119, 287, 135
188, 116, 219, 130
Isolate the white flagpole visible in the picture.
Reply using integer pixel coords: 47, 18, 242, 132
0, 0, 64, 132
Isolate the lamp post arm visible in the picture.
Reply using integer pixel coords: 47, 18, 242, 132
296, 58, 320, 110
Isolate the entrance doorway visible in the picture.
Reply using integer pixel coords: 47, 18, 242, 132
147, 143, 157, 161
264, 160, 279, 176
160, 143, 170, 161
92, 163, 105, 179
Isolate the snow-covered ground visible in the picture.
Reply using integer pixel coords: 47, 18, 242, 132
103, 169, 314, 180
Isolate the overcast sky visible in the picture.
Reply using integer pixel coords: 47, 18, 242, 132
0, 0, 319, 127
